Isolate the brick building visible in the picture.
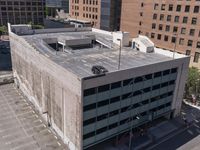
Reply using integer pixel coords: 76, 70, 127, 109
0, 0, 46, 26
121, 0, 200, 68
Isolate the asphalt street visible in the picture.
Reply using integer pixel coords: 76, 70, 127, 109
147, 104, 200, 150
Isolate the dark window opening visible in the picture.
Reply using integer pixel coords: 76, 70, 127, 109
98, 84, 110, 92
111, 81, 121, 89
84, 88, 96, 96
83, 103, 96, 111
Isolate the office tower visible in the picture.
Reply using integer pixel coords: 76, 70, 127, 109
0, 0, 46, 26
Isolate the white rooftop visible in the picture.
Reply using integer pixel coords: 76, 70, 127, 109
12, 26, 187, 78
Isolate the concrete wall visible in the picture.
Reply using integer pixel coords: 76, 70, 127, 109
9, 31, 82, 150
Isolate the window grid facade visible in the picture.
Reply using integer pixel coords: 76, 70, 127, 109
0, 0, 45, 26
83, 67, 178, 148
120, 0, 200, 67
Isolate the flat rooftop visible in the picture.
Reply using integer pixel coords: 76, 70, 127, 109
17, 28, 186, 79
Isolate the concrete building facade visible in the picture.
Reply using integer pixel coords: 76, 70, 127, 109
0, 0, 46, 26
120, 0, 200, 68
69, 0, 121, 31
9, 24, 189, 150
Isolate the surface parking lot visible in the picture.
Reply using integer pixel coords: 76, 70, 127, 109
0, 84, 68, 150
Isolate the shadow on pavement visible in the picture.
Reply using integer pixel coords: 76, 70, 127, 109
0, 40, 12, 73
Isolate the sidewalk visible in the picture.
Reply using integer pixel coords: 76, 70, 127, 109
0, 83, 69, 150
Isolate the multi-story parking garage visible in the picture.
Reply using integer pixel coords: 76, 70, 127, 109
8, 24, 190, 150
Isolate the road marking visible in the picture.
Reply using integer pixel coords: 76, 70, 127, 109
187, 129, 193, 135
196, 129, 200, 134
57, 142, 61, 146
194, 124, 200, 128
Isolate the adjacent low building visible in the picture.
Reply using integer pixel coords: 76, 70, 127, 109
8, 24, 190, 150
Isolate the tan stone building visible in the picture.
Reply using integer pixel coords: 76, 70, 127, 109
70, 0, 101, 28
69, 0, 121, 31
121, 0, 200, 68
0, 0, 46, 26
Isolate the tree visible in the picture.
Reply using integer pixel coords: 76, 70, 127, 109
28, 22, 44, 29
0, 26, 8, 36
185, 67, 200, 103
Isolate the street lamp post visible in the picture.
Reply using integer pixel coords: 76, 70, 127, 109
173, 34, 178, 59
128, 116, 140, 150
117, 39, 122, 70
196, 79, 200, 104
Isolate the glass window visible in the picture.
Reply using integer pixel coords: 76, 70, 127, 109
161, 4, 165, 10
171, 37, 176, 43
179, 38, 184, 45
182, 17, 188, 24
189, 29, 195, 36
181, 28, 186, 34
153, 14, 157, 20
197, 42, 200, 48
167, 15, 171, 21
187, 40, 193, 46
157, 34, 162, 40
154, 3, 159, 10
186, 50, 191, 56
191, 18, 197, 25
164, 35, 168, 41
185, 5, 190, 12
168, 4, 173, 11
165, 25, 170, 32
176, 5, 181, 12
174, 16, 179, 22
152, 23, 156, 29
98, 84, 109, 92
194, 52, 200, 63
84, 88, 96, 96
194, 6, 199, 13
160, 14, 164, 20
173, 26, 178, 32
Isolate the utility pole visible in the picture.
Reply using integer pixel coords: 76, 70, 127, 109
117, 39, 122, 70
173, 34, 178, 59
